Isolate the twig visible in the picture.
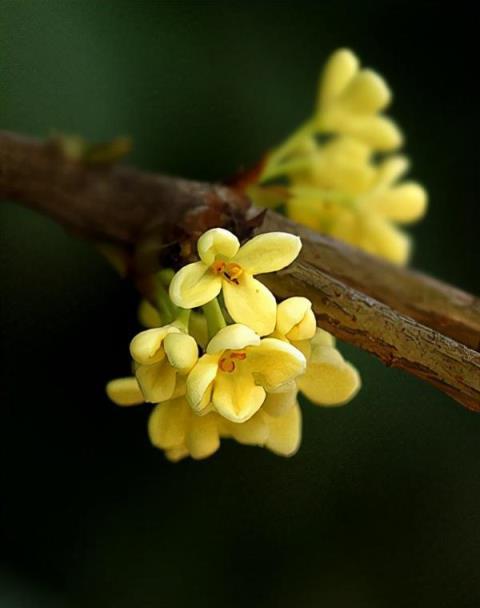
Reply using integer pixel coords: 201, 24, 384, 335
1, 130, 479, 411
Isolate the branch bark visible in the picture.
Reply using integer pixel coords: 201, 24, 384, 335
1, 130, 479, 411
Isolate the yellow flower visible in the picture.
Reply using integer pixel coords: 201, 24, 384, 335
274, 296, 317, 342
273, 297, 360, 406
106, 376, 144, 406
186, 324, 306, 423
296, 328, 361, 406
149, 397, 221, 461
169, 228, 301, 336
289, 136, 374, 196
220, 396, 302, 457
315, 48, 402, 151
108, 377, 302, 460
130, 326, 198, 403
288, 154, 427, 264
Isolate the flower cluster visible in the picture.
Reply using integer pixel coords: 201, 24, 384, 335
249, 49, 427, 265
107, 228, 360, 461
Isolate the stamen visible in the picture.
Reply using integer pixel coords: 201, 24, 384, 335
212, 260, 226, 275
211, 261, 244, 285
219, 356, 235, 373
218, 350, 246, 373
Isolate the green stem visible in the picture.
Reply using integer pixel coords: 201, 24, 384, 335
173, 307, 191, 332
261, 118, 316, 178
259, 156, 314, 183
155, 276, 177, 324
158, 268, 175, 288
202, 298, 227, 340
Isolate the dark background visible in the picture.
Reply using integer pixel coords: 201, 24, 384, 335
1, 2, 479, 607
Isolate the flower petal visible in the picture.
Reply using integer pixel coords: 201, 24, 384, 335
197, 228, 240, 265
311, 328, 336, 348
165, 445, 189, 462
276, 297, 316, 341
317, 48, 359, 108
223, 274, 277, 336
360, 215, 411, 264
106, 377, 144, 406
135, 359, 177, 403
148, 397, 189, 449
297, 345, 361, 406
164, 332, 199, 373
345, 114, 403, 151
337, 69, 391, 114
206, 323, 260, 354
247, 337, 306, 391
186, 413, 221, 459
212, 368, 266, 422
364, 183, 428, 223
186, 354, 219, 412
169, 261, 222, 309
263, 383, 298, 417
223, 411, 269, 445
265, 402, 302, 457
233, 232, 302, 275
374, 156, 409, 188
130, 326, 176, 365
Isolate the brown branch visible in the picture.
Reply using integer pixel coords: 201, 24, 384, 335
1, 130, 479, 411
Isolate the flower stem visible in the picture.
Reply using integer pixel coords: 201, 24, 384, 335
261, 118, 316, 178
203, 298, 227, 340
155, 274, 177, 324
173, 307, 191, 332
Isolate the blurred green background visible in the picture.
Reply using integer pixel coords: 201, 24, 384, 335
1, 1, 479, 607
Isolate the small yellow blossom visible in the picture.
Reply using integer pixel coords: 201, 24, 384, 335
186, 323, 306, 423
108, 376, 302, 460
314, 48, 402, 150
287, 153, 427, 264
251, 49, 427, 265
273, 297, 360, 406
130, 326, 198, 403
221, 398, 302, 457
107, 226, 363, 462
169, 228, 301, 336
106, 376, 144, 406
274, 296, 317, 342
296, 328, 361, 406
148, 397, 221, 461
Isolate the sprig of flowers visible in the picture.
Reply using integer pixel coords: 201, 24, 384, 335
248, 48, 427, 265
107, 228, 360, 461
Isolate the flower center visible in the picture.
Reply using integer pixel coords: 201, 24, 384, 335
211, 260, 244, 285
218, 350, 246, 373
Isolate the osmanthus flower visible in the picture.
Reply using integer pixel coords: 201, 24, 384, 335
129, 325, 199, 403
169, 228, 302, 336
287, 154, 427, 264
273, 296, 361, 406
259, 49, 402, 185
313, 48, 402, 151
219, 395, 302, 457
107, 376, 303, 461
186, 323, 306, 423
247, 48, 427, 266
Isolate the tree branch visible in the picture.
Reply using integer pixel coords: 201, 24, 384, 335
1, 130, 479, 411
